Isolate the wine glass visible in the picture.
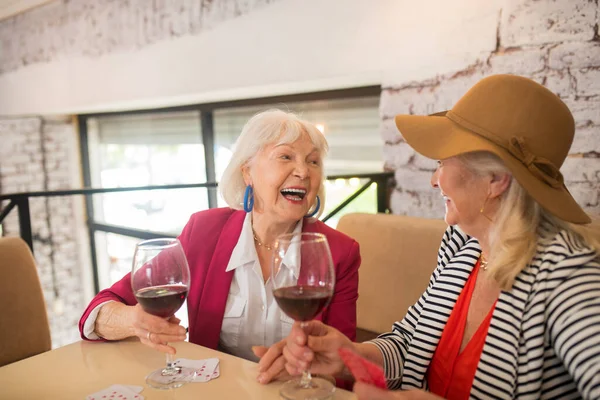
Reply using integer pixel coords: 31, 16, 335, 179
271, 232, 336, 400
131, 238, 194, 390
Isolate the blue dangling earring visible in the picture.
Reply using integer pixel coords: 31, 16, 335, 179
243, 185, 254, 212
305, 195, 320, 218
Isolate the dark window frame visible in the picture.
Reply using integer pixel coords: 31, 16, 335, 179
78, 86, 381, 293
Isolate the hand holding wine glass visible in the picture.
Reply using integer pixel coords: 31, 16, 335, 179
283, 320, 353, 378
271, 232, 336, 400
130, 304, 186, 354
131, 238, 194, 390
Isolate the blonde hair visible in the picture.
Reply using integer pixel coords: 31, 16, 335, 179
459, 152, 600, 290
219, 109, 328, 218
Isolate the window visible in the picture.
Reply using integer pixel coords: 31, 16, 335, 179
87, 111, 208, 235
86, 111, 208, 291
82, 88, 383, 293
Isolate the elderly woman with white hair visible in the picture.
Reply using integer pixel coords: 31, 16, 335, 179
78, 109, 360, 364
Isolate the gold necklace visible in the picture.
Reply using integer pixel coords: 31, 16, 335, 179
252, 228, 273, 251
480, 255, 489, 271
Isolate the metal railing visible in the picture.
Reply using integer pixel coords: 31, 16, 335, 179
0, 172, 393, 291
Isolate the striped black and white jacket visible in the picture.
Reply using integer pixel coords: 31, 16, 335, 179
370, 224, 600, 399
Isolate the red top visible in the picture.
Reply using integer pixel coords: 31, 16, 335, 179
427, 260, 497, 400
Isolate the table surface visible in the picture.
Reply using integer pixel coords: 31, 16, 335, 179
0, 340, 356, 399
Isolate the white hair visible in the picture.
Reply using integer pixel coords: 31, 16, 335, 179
219, 109, 329, 218
459, 151, 600, 290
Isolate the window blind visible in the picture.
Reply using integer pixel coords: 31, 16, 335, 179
96, 111, 202, 145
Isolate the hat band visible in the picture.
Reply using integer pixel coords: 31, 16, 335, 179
446, 111, 565, 189
507, 137, 564, 189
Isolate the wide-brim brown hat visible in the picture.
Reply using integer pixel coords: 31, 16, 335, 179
395, 74, 590, 224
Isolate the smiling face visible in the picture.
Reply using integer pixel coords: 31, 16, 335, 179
242, 132, 323, 223
430, 156, 489, 231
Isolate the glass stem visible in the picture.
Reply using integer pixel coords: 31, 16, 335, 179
166, 349, 174, 369
162, 342, 181, 375
300, 370, 312, 388
299, 321, 312, 388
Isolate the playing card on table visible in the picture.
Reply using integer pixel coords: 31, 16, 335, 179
211, 364, 220, 380
86, 384, 144, 400
172, 358, 220, 382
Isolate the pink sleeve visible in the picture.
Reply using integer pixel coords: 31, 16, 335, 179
323, 240, 360, 342
78, 272, 137, 341
78, 216, 199, 341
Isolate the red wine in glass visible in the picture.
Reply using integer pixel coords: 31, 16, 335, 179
135, 284, 188, 319
131, 238, 193, 390
273, 286, 332, 321
271, 232, 335, 400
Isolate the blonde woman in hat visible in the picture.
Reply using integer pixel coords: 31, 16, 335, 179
256, 75, 600, 399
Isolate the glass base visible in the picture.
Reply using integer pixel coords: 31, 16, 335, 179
145, 365, 196, 390
279, 376, 335, 400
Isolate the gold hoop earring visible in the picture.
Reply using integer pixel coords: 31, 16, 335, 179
480, 193, 494, 223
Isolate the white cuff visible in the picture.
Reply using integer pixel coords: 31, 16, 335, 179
82, 301, 116, 340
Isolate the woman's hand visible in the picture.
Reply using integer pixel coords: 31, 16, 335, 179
252, 340, 290, 384
130, 304, 188, 354
95, 303, 187, 354
284, 320, 354, 378
354, 383, 445, 400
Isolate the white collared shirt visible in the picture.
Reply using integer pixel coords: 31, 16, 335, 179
219, 213, 301, 361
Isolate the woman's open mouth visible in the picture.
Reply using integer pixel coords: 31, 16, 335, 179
280, 188, 307, 202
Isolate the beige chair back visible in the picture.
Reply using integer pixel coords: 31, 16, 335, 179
0, 237, 51, 366
337, 213, 447, 335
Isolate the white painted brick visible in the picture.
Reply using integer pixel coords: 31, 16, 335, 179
562, 156, 600, 183
47, 181, 69, 190
570, 126, 600, 154
380, 85, 440, 119
0, 118, 41, 133
0, 164, 18, 174
433, 70, 487, 109
488, 47, 546, 76
573, 68, 600, 97
0, 0, 278, 74
390, 189, 445, 219
563, 96, 600, 127
548, 42, 600, 69
383, 143, 415, 170
3, 154, 32, 164
501, 0, 596, 47
544, 69, 575, 98
44, 151, 68, 163
25, 182, 45, 192
568, 181, 600, 211
412, 153, 438, 173
394, 168, 438, 193
0, 115, 90, 349
380, 118, 403, 145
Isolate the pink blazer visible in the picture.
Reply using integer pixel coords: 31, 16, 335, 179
79, 208, 360, 348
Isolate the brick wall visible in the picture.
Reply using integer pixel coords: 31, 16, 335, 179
0, 0, 279, 74
382, 0, 600, 218
0, 116, 86, 347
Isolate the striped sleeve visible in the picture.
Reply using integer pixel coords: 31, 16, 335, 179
547, 251, 600, 400
368, 225, 466, 389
